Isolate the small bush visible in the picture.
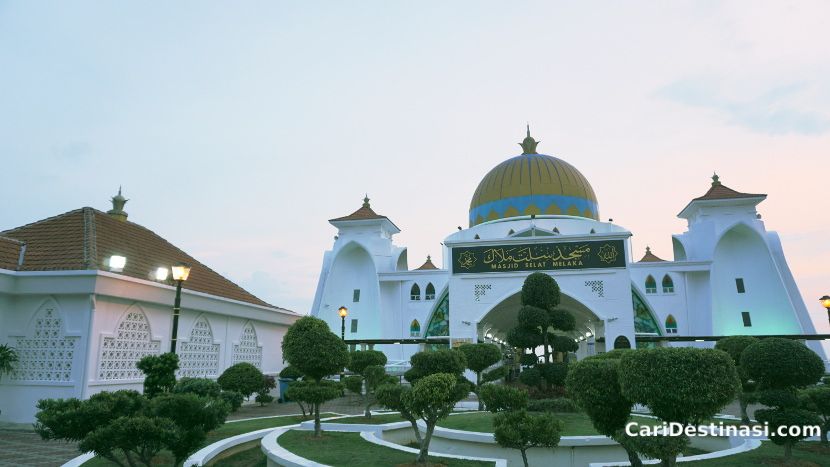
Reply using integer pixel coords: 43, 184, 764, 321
526, 384, 568, 400
255, 375, 277, 407
173, 378, 221, 398
344, 375, 363, 395
480, 384, 529, 413
528, 398, 578, 413
538, 362, 568, 386
136, 353, 179, 398
519, 367, 541, 387
519, 353, 538, 367
219, 391, 243, 411
218, 363, 264, 398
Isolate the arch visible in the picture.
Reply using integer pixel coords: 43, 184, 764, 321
672, 237, 687, 261
98, 304, 161, 381
631, 287, 662, 335
662, 274, 674, 293
395, 249, 408, 271
410, 319, 421, 337
232, 321, 263, 369
10, 297, 78, 383
410, 283, 421, 301
424, 288, 450, 338
425, 283, 436, 300
613, 336, 632, 349
665, 314, 678, 334
645, 275, 657, 294
177, 314, 220, 377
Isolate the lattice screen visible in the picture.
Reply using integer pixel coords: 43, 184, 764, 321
98, 309, 161, 380
232, 321, 262, 369
10, 301, 78, 382
177, 315, 220, 378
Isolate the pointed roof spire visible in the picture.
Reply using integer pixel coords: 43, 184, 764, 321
415, 255, 439, 270
519, 124, 540, 154
711, 172, 721, 186
107, 187, 129, 221
639, 246, 666, 263
362, 194, 371, 208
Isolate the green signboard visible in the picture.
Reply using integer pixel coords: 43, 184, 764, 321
451, 239, 626, 274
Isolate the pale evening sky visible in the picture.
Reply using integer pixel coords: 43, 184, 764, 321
1, 1, 828, 332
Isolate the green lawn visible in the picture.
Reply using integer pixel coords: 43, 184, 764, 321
329, 413, 410, 424
81, 413, 336, 466
686, 440, 830, 466
278, 430, 495, 467
208, 442, 266, 467
436, 412, 662, 436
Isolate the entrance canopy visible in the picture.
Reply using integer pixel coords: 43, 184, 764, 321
478, 291, 602, 342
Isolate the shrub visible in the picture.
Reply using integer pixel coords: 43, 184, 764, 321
519, 353, 539, 367
480, 384, 529, 413
346, 350, 387, 375
527, 398, 578, 413
148, 393, 230, 464
219, 390, 243, 411
256, 375, 276, 406
799, 386, 830, 445
344, 375, 364, 395
714, 336, 760, 423
0, 344, 19, 381
493, 410, 562, 467
519, 367, 541, 387
537, 362, 568, 387
278, 366, 303, 380
741, 338, 825, 390
173, 378, 221, 398
404, 349, 467, 384
458, 343, 502, 410
136, 353, 179, 398
218, 363, 264, 399
404, 373, 467, 464
285, 380, 342, 436
755, 407, 822, 458
482, 366, 507, 384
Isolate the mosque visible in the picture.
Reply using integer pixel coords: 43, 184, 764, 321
311, 128, 828, 365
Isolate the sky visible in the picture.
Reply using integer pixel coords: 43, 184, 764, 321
1, 1, 829, 332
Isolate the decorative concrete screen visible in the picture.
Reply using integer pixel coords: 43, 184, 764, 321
98, 309, 161, 380
10, 300, 78, 382
232, 321, 263, 369
177, 315, 220, 378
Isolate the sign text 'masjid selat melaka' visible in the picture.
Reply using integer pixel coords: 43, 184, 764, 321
451, 239, 626, 274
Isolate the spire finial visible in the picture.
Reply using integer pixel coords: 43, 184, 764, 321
646, 246, 651, 253
107, 187, 129, 221
426, 255, 431, 261
519, 124, 540, 154
362, 194, 370, 208
712, 172, 721, 186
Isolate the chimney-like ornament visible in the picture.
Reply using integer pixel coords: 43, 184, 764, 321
107, 186, 129, 221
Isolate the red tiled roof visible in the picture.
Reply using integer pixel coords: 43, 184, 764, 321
0, 236, 23, 270
638, 247, 666, 263
329, 196, 389, 222
692, 175, 765, 202
415, 255, 439, 270
1, 208, 283, 309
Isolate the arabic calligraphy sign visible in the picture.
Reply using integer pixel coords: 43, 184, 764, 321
451, 239, 626, 274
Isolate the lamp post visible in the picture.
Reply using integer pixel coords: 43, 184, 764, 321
169, 262, 192, 353
338, 306, 348, 341
820, 295, 830, 325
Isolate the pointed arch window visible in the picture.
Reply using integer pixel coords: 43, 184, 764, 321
410, 283, 421, 301
645, 275, 657, 294
665, 314, 678, 334
425, 283, 436, 301
662, 275, 674, 294
410, 319, 421, 337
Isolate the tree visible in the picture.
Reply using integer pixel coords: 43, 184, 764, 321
0, 344, 18, 381
79, 415, 176, 467
566, 353, 642, 467
347, 350, 387, 374
618, 347, 740, 466
493, 410, 561, 467
375, 383, 423, 447
148, 393, 230, 465
136, 353, 179, 398
742, 338, 825, 459
281, 316, 349, 436
714, 336, 759, 423
518, 306, 552, 364
799, 386, 830, 446
458, 343, 502, 410
404, 373, 467, 464
173, 377, 222, 398
346, 350, 393, 417
217, 362, 264, 399
255, 375, 276, 406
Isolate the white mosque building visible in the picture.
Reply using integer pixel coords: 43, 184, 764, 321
311, 129, 828, 365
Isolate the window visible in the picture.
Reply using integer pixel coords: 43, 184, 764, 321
741, 311, 752, 327
645, 275, 657, 294
665, 314, 678, 334
410, 283, 421, 301
735, 278, 745, 294
425, 283, 435, 301
353, 289, 360, 302
350, 319, 358, 333
662, 275, 674, 294
613, 336, 632, 349
410, 319, 421, 337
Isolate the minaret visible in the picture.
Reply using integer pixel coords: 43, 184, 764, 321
107, 187, 129, 221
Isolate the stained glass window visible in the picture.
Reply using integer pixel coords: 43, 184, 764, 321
665, 314, 678, 334
632, 288, 661, 335
425, 291, 449, 337
645, 275, 657, 294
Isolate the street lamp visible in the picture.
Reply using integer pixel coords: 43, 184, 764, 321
820, 295, 830, 325
338, 306, 348, 340
169, 262, 192, 353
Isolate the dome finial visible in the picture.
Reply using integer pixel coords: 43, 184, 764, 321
362, 194, 370, 208
712, 172, 721, 186
107, 186, 129, 221
519, 124, 540, 154
646, 246, 651, 253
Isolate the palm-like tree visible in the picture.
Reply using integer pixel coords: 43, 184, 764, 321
0, 344, 19, 382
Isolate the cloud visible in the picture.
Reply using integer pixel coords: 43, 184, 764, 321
656, 79, 830, 135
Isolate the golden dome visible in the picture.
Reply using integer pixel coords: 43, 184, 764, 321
469, 131, 598, 226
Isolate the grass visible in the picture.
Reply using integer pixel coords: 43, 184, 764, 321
278, 430, 495, 467
81, 413, 336, 466
330, 413, 411, 424
686, 440, 830, 466
208, 441, 266, 467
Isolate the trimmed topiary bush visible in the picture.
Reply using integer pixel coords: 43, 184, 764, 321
219, 391, 243, 411
173, 377, 221, 398
136, 353, 179, 398
519, 367, 542, 387
217, 363, 265, 399
493, 410, 562, 467
255, 375, 276, 406
480, 384, 529, 413
741, 338, 825, 390
278, 366, 303, 380
527, 397, 578, 413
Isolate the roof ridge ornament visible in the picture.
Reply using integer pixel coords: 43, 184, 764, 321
711, 172, 721, 186
519, 124, 540, 154
362, 194, 371, 208
107, 186, 129, 221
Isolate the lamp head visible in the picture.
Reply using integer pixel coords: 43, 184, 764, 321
338, 306, 348, 318
171, 262, 192, 281
820, 295, 830, 309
